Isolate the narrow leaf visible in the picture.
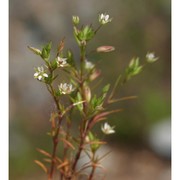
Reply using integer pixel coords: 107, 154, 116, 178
27, 46, 41, 55
87, 141, 106, 145
108, 74, 122, 100
36, 148, 52, 158
57, 161, 69, 170
34, 160, 48, 173
43, 158, 52, 163
108, 96, 137, 104
102, 84, 110, 94
61, 138, 75, 150
57, 37, 65, 56
97, 151, 112, 162
89, 109, 123, 129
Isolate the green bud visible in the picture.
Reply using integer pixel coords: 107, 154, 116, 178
41, 42, 52, 61
126, 57, 143, 80
72, 16, 80, 25
90, 69, 101, 81
83, 85, 91, 103
28, 46, 42, 55
78, 26, 95, 42
88, 132, 100, 153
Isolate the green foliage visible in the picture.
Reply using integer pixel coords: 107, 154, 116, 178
87, 131, 100, 153
41, 42, 52, 61
125, 57, 143, 81
77, 25, 95, 42
66, 50, 76, 68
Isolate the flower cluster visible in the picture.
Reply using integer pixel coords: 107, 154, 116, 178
34, 66, 48, 81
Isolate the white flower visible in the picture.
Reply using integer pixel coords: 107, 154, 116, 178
101, 122, 115, 134
34, 66, 48, 81
146, 52, 158, 63
99, 13, 112, 25
58, 83, 75, 94
85, 60, 95, 70
56, 57, 68, 67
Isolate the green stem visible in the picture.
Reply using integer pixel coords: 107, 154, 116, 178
108, 74, 121, 102
94, 24, 102, 34
80, 45, 86, 81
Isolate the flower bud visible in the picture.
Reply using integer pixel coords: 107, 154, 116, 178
72, 16, 80, 25
83, 85, 91, 102
96, 46, 115, 53
89, 69, 101, 81
28, 46, 42, 55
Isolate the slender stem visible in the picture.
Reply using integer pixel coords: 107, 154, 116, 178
70, 44, 88, 178
108, 74, 122, 102
94, 24, 102, 34
88, 153, 96, 180
48, 84, 63, 180
80, 45, 88, 114
89, 165, 96, 180
70, 114, 95, 179
71, 131, 87, 175
61, 113, 72, 179
48, 137, 58, 180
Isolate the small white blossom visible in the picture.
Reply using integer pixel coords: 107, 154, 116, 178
85, 60, 95, 70
99, 13, 112, 25
34, 66, 48, 81
58, 83, 75, 94
146, 52, 158, 63
56, 57, 68, 67
101, 122, 115, 134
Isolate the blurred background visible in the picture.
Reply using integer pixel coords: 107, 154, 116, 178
9, 0, 171, 179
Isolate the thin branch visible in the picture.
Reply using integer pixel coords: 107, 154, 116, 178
108, 74, 122, 101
